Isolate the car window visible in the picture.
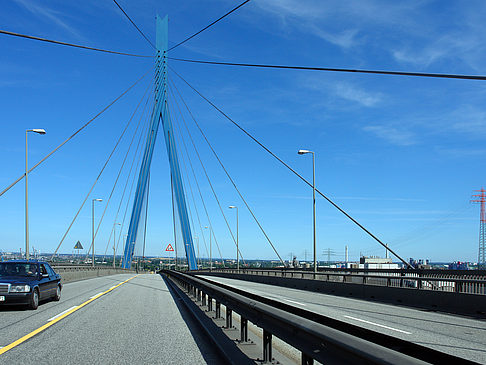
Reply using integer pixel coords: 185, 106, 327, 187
45, 264, 56, 277
0, 263, 38, 277
40, 264, 48, 276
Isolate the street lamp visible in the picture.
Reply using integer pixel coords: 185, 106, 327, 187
229, 206, 239, 273
205, 226, 212, 271
298, 149, 317, 273
25, 128, 46, 261
194, 235, 200, 269
113, 222, 121, 268
91, 198, 103, 267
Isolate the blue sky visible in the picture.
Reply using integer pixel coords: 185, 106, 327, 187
1, 0, 485, 263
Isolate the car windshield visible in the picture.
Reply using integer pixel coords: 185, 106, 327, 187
0, 263, 38, 277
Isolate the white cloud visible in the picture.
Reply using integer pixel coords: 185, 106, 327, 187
334, 83, 382, 107
13, 0, 83, 40
363, 125, 416, 146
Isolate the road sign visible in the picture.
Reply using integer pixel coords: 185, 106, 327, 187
165, 244, 174, 252
74, 241, 83, 250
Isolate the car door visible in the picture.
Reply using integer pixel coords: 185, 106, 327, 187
45, 264, 60, 296
38, 264, 53, 299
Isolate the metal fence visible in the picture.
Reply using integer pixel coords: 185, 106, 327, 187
205, 268, 486, 295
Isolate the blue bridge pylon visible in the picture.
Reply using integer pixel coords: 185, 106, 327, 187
122, 15, 198, 270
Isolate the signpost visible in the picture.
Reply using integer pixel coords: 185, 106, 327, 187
165, 244, 174, 269
74, 241, 83, 261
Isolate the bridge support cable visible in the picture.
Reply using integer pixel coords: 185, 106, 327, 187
166, 103, 212, 262
87, 87, 152, 257
170, 67, 413, 269
168, 100, 230, 266
0, 29, 152, 58
167, 104, 225, 266
53, 80, 151, 257
169, 104, 232, 267
169, 57, 486, 82
169, 98, 236, 265
0, 71, 149, 199
169, 89, 249, 266
123, 15, 198, 270
114, 130, 149, 264
169, 80, 283, 266
102, 99, 153, 258
112, 0, 155, 49
169, 127, 210, 265
168, 0, 252, 52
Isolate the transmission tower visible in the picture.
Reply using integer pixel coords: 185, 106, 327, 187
471, 188, 486, 269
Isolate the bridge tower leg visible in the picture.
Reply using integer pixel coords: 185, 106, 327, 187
122, 15, 197, 270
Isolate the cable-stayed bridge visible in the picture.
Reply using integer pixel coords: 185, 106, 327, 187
1, 3, 486, 364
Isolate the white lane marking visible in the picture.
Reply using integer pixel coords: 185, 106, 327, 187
284, 299, 306, 306
344, 315, 411, 334
48, 306, 78, 322
89, 292, 104, 299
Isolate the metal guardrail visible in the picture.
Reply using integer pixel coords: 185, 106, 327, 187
204, 268, 486, 295
164, 270, 476, 365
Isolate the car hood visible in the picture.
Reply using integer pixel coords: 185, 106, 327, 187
0, 276, 38, 285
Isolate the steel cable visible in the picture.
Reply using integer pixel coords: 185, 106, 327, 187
169, 66, 413, 269
0, 71, 149, 198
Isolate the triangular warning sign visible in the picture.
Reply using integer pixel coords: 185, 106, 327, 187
165, 244, 174, 252
74, 241, 83, 249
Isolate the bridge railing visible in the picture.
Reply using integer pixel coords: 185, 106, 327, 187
164, 270, 468, 365
202, 268, 486, 295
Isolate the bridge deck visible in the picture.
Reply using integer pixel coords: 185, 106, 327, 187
200, 275, 486, 364
0, 274, 224, 364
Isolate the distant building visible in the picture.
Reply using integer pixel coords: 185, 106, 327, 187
409, 257, 432, 269
359, 256, 399, 269
448, 261, 471, 270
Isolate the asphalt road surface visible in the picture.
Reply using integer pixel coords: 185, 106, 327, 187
0, 274, 224, 364
201, 275, 486, 364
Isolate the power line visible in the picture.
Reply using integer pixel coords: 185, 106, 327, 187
169, 57, 486, 81
169, 66, 414, 269
0, 29, 152, 58
168, 0, 252, 51
113, 0, 155, 49
0, 70, 149, 198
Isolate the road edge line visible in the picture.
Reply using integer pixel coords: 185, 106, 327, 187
0, 274, 138, 355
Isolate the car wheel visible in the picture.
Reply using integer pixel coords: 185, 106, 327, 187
29, 288, 39, 310
53, 285, 61, 301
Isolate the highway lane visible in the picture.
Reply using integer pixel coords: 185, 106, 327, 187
201, 275, 486, 364
0, 274, 224, 364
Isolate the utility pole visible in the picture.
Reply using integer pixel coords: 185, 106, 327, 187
472, 188, 486, 269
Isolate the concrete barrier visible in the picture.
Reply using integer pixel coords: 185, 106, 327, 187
197, 271, 486, 318
51, 265, 135, 283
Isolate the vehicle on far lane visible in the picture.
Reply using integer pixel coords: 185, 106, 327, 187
0, 260, 62, 310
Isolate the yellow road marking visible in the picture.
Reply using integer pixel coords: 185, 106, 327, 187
0, 274, 138, 355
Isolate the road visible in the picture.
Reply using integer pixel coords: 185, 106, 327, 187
0, 274, 224, 364
200, 275, 486, 364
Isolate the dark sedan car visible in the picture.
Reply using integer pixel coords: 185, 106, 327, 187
0, 260, 62, 310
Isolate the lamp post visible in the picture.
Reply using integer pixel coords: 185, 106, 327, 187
298, 149, 317, 273
205, 226, 212, 271
195, 235, 200, 269
113, 222, 121, 268
91, 198, 103, 267
229, 206, 239, 272
25, 128, 46, 261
